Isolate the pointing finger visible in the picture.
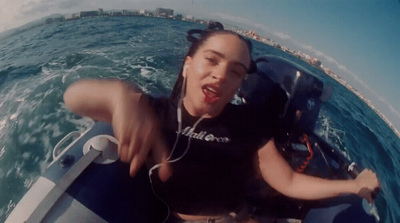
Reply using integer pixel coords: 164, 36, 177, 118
152, 137, 171, 182
129, 147, 152, 177
130, 126, 153, 176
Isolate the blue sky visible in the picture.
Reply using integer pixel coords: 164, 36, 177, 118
1, 0, 399, 132
180, 0, 400, 132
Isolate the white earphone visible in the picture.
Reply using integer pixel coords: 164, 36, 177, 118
182, 65, 189, 78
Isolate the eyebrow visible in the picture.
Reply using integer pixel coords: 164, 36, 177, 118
204, 50, 249, 72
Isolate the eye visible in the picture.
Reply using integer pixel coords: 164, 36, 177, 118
205, 57, 218, 65
230, 70, 245, 78
230, 65, 246, 78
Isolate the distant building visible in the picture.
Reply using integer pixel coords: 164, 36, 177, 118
174, 14, 183, 20
139, 9, 154, 16
45, 16, 65, 24
196, 19, 208, 24
247, 30, 260, 40
65, 13, 80, 20
156, 8, 173, 17
80, 11, 99, 18
281, 46, 290, 53
310, 57, 322, 67
184, 15, 194, 21
110, 11, 123, 16
122, 10, 138, 16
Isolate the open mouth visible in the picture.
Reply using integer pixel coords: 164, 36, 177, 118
203, 85, 221, 103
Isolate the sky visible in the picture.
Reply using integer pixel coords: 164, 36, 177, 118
0, 0, 399, 133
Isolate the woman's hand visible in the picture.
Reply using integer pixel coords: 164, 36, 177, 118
354, 169, 380, 203
64, 79, 171, 181
112, 87, 171, 180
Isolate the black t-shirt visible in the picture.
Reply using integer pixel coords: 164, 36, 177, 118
144, 95, 276, 215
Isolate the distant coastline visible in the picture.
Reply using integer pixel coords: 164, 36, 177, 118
2, 7, 399, 138
229, 25, 400, 139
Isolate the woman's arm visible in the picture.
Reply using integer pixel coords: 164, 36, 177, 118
257, 139, 380, 203
64, 79, 171, 180
64, 79, 135, 122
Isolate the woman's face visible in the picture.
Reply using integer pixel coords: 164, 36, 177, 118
183, 33, 251, 118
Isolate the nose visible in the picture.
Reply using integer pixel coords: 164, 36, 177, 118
212, 65, 229, 83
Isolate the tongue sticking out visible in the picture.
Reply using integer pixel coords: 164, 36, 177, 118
203, 88, 220, 103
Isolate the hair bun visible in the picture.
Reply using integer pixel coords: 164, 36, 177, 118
186, 29, 205, 43
186, 21, 224, 43
207, 21, 224, 31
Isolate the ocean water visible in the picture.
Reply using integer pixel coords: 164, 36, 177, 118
0, 16, 399, 223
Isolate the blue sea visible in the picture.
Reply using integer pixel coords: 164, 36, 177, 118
0, 16, 399, 223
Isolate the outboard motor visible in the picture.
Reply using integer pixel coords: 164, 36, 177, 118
240, 56, 330, 144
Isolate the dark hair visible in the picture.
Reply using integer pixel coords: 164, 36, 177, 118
170, 22, 255, 102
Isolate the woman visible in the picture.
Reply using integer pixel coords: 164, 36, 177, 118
64, 25, 380, 222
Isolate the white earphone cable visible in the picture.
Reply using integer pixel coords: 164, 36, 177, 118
148, 67, 207, 222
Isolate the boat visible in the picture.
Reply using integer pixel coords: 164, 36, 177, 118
6, 55, 380, 223
238, 55, 380, 222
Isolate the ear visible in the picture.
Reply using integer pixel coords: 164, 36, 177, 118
184, 56, 192, 65
183, 66, 188, 78
183, 57, 192, 78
